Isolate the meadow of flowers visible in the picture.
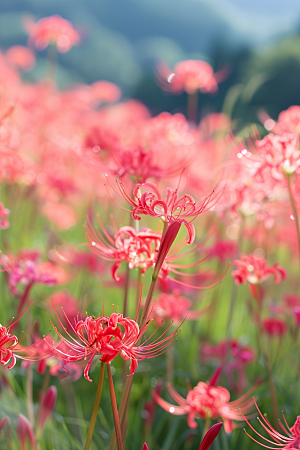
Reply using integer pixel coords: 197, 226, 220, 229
1, 14, 300, 450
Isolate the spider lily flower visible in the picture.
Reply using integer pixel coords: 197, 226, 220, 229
154, 369, 256, 432
47, 302, 181, 382
244, 399, 300, 449
0, 325, 18, 369
256, 132, 300, 179
85, 216, 161, 280
5, 45, 36, 72
156, 59, 227, 95
232, 254, 286, 294
25, 14, 80, 53
112, 178, 219, 244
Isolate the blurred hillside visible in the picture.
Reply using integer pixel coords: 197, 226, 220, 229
0, 0, 300, 122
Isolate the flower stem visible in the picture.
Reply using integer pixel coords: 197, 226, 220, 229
202, 418, 211, 440
187, 91, 198, 124
27, 365, 35, 428
84, 362, 105, 450
107, 363, 124, 450
109, 375, 133, 450
287, 174, 300, 267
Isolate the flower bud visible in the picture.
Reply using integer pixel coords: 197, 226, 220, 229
37, 385, 57, 433
16, 414, 36, 450
198, 422, 223, 450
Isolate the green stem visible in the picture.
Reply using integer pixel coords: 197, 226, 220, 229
287, 174, 300, 267
187, 91, 198, 124
107, 363, 124, 450
201, 418, 211, 440
27, 365, 35, 428
84, 362, 105, 450
109, 375, 133, 450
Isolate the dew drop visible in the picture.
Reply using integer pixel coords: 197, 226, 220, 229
169, 407, 175, 413
290, 215, 295, 220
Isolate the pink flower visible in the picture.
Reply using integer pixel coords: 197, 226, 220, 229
25, 15, 80, 52
154, 371, 255, 432
232, 254, 286, 286
48, 304, 180, 382
0, 250, 60, 296
85, 217, 161, 280
262, 318, 287, 337
244, 399, 300, 449
156, 60, 227, 95
0, 325, 18, 369
113, 178, 219, 244
256, 132, 300, 179
0, 202, 10, 229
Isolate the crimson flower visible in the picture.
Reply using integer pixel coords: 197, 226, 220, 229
154, 370, 256, 432
48, 304, 181, 382
113, 178, 218, 244
262, 318, 287, 337
232, 254, 286, 286
244, 399, 300, 449
85, 216, 161, 280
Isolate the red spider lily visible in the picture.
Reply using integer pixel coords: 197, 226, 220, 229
154, 369, 256, 432
47, 302, 181, 382
111, 178, 219, 244
262, 318, 287, 337
25, 15, 80, 52
244, 399, 300, 449
0, 202, 10, 229
0, 250, 60, 296
85, 217, 161, 280
0, 304, 51, 370
232, 254, 286, 286
156, 59, 227, 95
256, 132, 300, 179
201, 340, 255, 394
151, 291, 208, 324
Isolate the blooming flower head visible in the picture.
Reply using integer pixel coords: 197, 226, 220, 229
113, 178, 219, 244
232, 254, 286, 286
85, 217, 161, 280
25, 15, 80, 52
244, 399, 300, 449
156, 59, 225, 95
0, 324, 18, 369
256, 133, 300, 179
0, 249, 62, 296
48, 304, 181, 382
154, 370, 256, 432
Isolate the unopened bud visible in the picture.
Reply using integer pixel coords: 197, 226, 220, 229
16, 414, 36, 450
37, 385, 57, 434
